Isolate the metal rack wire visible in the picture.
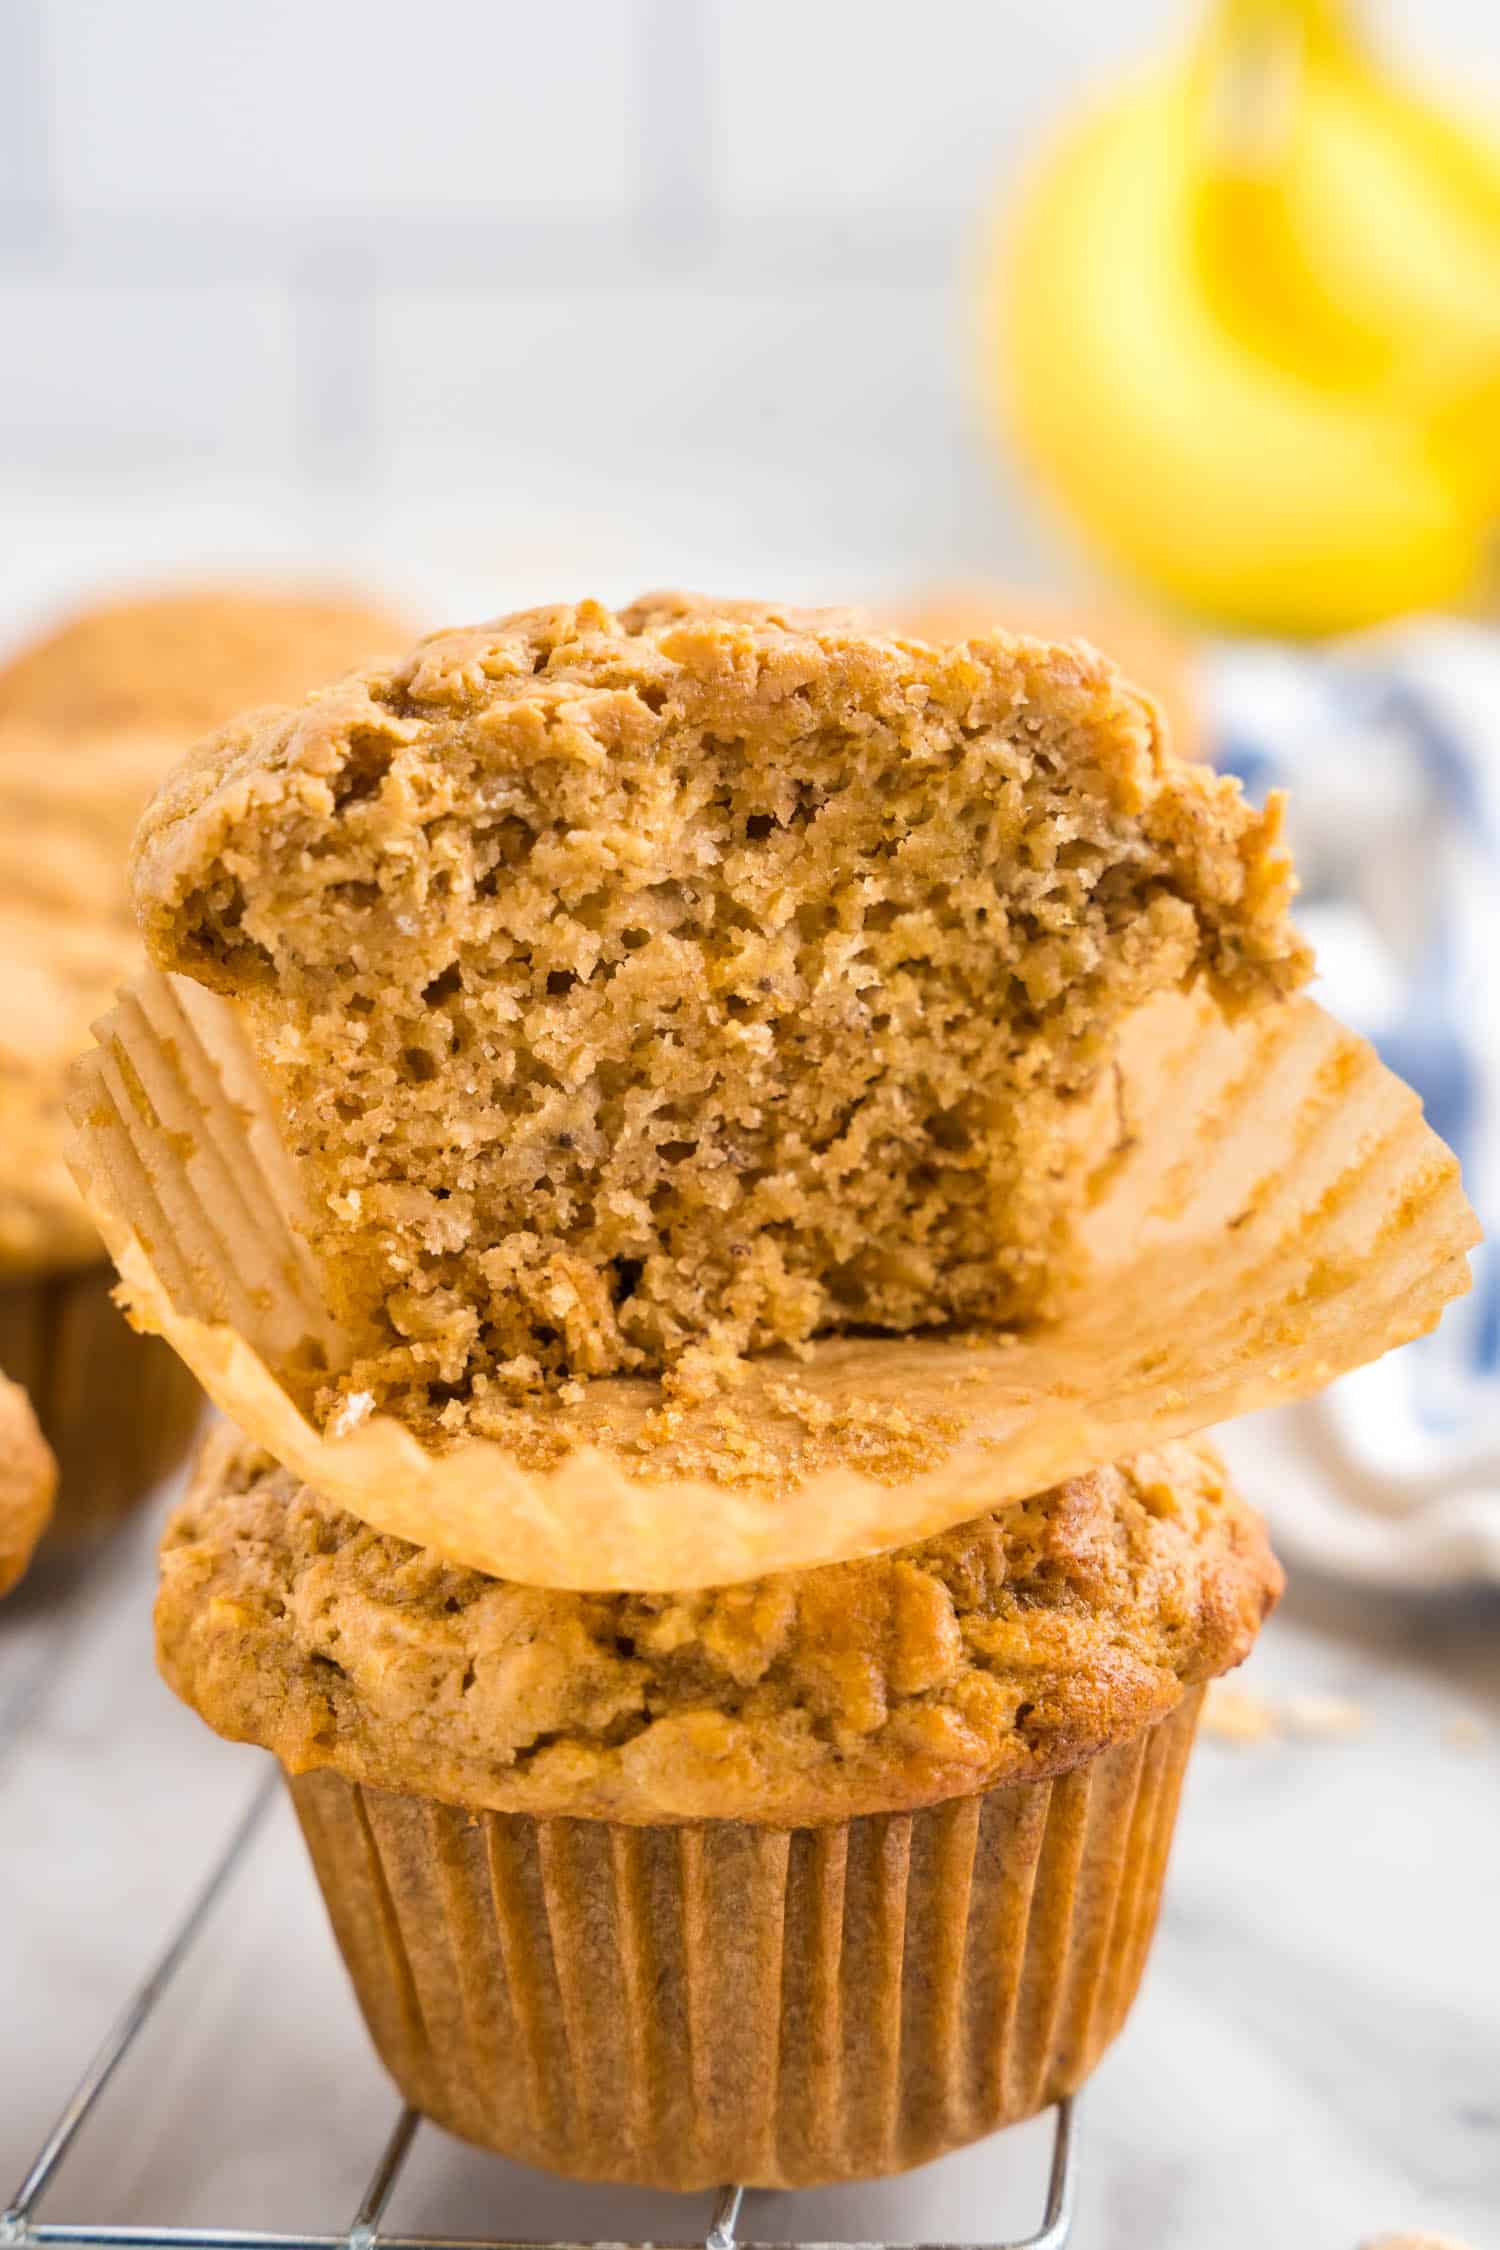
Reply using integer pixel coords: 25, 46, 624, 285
2, 1769, 1079, 2250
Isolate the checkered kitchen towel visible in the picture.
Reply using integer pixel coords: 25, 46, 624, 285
1209, 619, 1500, 1588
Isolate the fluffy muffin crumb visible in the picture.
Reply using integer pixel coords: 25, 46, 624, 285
133, 593, 1308, 1436
158, 1426, 1280, 1823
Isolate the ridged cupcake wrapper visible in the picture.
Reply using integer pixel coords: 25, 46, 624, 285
288, 1691, 1201, 2191
0, 1264, 203, 1547
67, 967, 1475, 1591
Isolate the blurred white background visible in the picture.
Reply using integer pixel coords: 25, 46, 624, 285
3, 0, 1495, 627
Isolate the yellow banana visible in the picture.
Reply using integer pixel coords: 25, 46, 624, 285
985, 0, 1500, 635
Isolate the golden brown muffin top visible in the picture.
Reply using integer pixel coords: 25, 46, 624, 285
884, 585, 1201, 765
158, 1425, 1280, 1824
129, 592, 1308, 1439
0, 1372, 56, 1597
0, 586, 407, 738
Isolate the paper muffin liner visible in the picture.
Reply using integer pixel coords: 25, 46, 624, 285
0, 1262, 204, 1548
287, 1689, 1201, 2190
68, 967, 1477, 1590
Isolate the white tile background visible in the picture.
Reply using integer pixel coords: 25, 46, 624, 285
1, 0, 1497, 620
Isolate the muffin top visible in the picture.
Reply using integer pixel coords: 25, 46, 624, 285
0, 727, 182, 924
0, 1373, 56, 1597
130, 592, 1307, 1439
0, 586, 406, 737
884, 585, 1200, 764
0, 586, 402, 1275
0, 726, 209, 1270
158, 1425, 1280, 1824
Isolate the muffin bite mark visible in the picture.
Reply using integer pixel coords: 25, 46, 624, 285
133, 593, 1309, 1439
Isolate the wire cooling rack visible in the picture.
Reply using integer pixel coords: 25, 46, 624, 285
1, 1768, 1078, 2250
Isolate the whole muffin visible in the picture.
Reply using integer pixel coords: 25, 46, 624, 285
0, 587, 405, 1549
0, 1371, 56, 1596
159, 1425, 1280, 2188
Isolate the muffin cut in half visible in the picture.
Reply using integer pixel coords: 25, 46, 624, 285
159, 1425, 1279, 2186
132, 593, 1309, 1440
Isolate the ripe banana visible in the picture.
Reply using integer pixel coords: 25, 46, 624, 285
985, 0, 1500, 635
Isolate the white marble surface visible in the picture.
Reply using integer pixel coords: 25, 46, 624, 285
2, 1455, 1496, 2250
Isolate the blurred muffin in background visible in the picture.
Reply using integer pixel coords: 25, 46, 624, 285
886, 585, 1201, 763
0, 1369, 55, 1597
0, 831, 206, 1547
0, 584, 408, 1555
0, 584, 409, 740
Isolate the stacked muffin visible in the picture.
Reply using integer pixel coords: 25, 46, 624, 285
0, 587, 404, 1548
72, 597, 1475, 2186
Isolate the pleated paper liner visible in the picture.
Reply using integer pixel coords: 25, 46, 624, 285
68, 966, 1477, 1591
288, 1688, 1201, 2190
0, 1262, 204, 1549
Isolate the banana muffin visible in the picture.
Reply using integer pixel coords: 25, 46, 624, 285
71, 589, 1462, 2194
0, 728, 184, 925
886, 584, 1201, 764
0, 585, 406, 738
0, 1371, 56, 1596
130, 593, 1308, 1439
158, 1423, 1279, 2185
0, 587, 404, 1546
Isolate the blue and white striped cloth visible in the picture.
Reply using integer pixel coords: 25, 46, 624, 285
1209, 620, 1500, 1588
